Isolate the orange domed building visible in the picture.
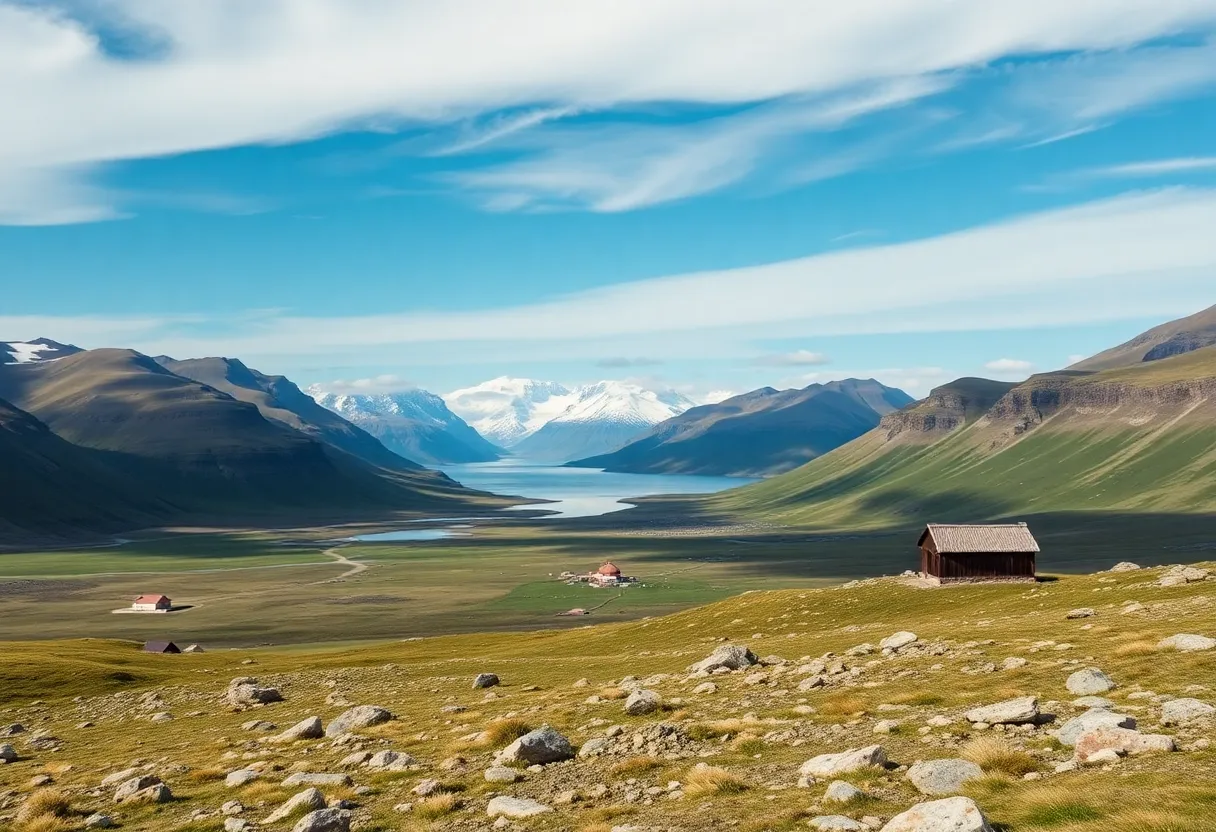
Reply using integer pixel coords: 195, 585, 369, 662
562, 560, 637, 587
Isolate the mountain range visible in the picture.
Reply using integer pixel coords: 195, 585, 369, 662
306, 387, 500, 466
0, 345, 492, 542
443, 377, 697, 462
569, 378, 913, 477
712, 303, 1216, 526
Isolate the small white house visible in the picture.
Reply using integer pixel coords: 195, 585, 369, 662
132, 594, 172, 612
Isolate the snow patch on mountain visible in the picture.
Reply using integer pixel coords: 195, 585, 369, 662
1, 338, 81, 365
443, 377, 577, 447
308, 387, 457, 427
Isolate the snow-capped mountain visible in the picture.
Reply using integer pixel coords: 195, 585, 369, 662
442, 377, 577, 448
1, 338, 82, 365
307, 386, 500, 466
444, 377, 697, 462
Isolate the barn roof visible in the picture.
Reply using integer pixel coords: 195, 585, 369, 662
143, 641, 180, 653
919, 523, 1040, 553
135, 594, 170, 604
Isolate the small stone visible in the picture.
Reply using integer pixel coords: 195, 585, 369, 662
688, 643, 758, 673
873, 720, 899, 734
495, 725, 575, 765
114, 775, 172, 804
265, 788, 327, 824
809, 816, 865, 830
1073, 727, 1176, 759
226, 677, 283, 707
0, 744, 16, 763
273, 716, 324, 742
325, 705, 392, 737
84, 814, 116, 828
693, 682, 718, 694
474, 673, 500, 689
281, 773, 354, 787
964, 696, 1038, 725
1109, 562, 1141, 571
1053, 709, 1136, 747
1001, 657, 1028, 671
365, 750, 417, 771
1082, 748, 1122, 765
1066, 608, 1095, 619
222, 800, 244, 815
485, 766, 521, 783
290, 808, 351, 832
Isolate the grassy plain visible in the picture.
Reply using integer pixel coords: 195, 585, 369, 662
2, 508, 1214, 646
1, 564, 1215, 831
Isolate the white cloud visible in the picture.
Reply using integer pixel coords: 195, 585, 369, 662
5, 1, 1216, 221
312, 374, 416, 394
1067, 353, 1089, 365
983, 358, 1034, 373
700, 389, 737, 404
1083, 156, 1216, 178
9, 189, 1216, 371
751, 350, 831, 367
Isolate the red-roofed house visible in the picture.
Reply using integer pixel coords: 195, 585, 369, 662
132, 594, 172, 612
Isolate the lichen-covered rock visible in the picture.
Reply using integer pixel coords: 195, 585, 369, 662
624, 689, 661, 716
324, 705, 392, 737
964, 696, 1038, 725
880, 797, 995, 831
688, 644, 758, 674
906, 759, 983, 796
265, 788, 326, 824
1073, 727, 1176, 759
1160, 698, 1215, 725
290, 808, 351, 832
1053, 709, 1136, 747
800, 745, 887, 778
226, 677, 283, 707
486, 796, 552, 818
1158, 634, 1216, 652
495, 725, 575, 765
1066, 667, 1115, 695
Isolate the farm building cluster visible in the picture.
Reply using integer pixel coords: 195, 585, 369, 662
562, 561, 637, 588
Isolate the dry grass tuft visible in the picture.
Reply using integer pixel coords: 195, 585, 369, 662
1114, 639, 1158, 657
598, 687, 628, 700
818, 695, 868, 717
890, 691, 944, 707
187, 766, 227, 782
15, 789, 73, 831
683, 764, 749, 797
415, 793, 461, 819
239, 781, 288, 801
480, 717, 533, 748
610, 756, 663, 777
962, 736, 1039, 776
579, 824, 614, 832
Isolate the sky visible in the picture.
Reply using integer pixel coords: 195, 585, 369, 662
2, 1, 1216, 401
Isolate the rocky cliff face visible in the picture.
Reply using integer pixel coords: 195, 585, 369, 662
880, 378, 1017, 441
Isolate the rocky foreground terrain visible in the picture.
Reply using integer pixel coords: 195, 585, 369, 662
1, 562, 1215, 831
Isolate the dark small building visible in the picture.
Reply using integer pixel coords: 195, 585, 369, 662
143, 641, 181, 654
917, 523, 1039, 584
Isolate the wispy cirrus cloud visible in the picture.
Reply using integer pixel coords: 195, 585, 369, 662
983, 358, 1035, 373
750, 350, 831, 367
595, 356, 665, 368
5, 1, 1216, 222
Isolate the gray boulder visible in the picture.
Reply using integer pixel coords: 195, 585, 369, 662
688, 644, 758, 673
800, 745, 887, 778
1158, 633, 1216, 652
1066, 667, 1115, 695
473, 673, 500, 689
1074, 727, 1176, 759
272, 717, 324, 742
964, 696, 1038, 725
225, 769, 260, 788
906, 759, 983, 796
823, 781, 865, 804
881, 797, 995, 832
1053, 709, 1136, 747
226, 677, 283, 707
484, 766, 522, 783
84, 814, 116, 829
1160, 698, 1215, 725
325, 705, 392, 737
0, 743, 16, 763
495, 725, 575, 765
1109, 562, 1141, 571
487, 796, 552, 819
113, 775, 172, 804
880, 631, 918, 651
365, 750, 417, 771
291, 808, 351, 832
624, 689, 661, 716
266, 788, 327, 824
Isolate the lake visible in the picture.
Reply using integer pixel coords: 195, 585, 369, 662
439, 459, 758, 518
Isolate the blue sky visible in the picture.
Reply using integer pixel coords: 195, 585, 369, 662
3, 2, 1216, 399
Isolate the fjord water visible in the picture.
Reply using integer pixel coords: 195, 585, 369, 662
441, 459, 758, 518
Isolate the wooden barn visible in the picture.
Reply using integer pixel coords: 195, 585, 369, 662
917, 523, 1039, 584
143, 641, 181, 654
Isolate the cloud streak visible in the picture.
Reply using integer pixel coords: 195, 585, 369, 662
5, 1, 1216, 221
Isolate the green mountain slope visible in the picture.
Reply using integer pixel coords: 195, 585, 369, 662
569, 379, 912, 477
155, 356, 423, 471
0, 349, 492, 540
712, 346, 1216, 527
